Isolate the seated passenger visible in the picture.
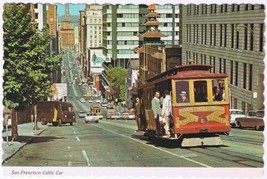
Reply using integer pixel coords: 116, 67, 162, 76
178, 91, 189, 103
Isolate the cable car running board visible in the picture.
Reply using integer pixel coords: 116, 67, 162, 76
181, 136, 223, 147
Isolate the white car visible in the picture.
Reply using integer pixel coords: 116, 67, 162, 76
122, 113, 135, 120
111, 112, 122, 120
229, 109, 246, 127
80, 98, 86, 103
84, 113, 99, 123
78, 111, 87, 118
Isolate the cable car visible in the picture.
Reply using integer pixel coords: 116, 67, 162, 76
138, 64, 230, 147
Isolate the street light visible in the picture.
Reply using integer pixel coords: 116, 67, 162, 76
236, 24, 256, 111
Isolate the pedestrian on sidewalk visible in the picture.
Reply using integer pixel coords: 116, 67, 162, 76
162, 90, 172, 138
134, 97, 141, 132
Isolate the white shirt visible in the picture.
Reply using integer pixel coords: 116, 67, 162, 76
162, 95, 172, 116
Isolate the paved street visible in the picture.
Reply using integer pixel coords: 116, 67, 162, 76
2, 51, 264, 177
2, 117, 264, 168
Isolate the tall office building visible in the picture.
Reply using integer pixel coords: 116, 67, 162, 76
182, 4, 265, 112
102, 4, 148, 68
33, 3, 46, 31
155, 4, 181, 46
86, 4, 103, 48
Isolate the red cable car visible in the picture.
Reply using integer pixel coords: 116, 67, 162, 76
138, 64, 230, 147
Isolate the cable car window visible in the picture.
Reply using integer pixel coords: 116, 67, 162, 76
176, 81, 190, 103
212, 79, 226, 101
194, 81, 208, 102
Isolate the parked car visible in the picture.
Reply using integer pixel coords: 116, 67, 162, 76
229, 109, 246, 127
107, 103, 114, 109
80, 98, 86, 103
122, 113, 135, 120
88, 99, 93, 103
235, 110, 264, 130
84, 113, 99, 123
111, 112, 122, 120
101, 102, 108, 107
78, 111, 87, 118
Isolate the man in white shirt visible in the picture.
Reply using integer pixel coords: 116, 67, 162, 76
162, 90, 172, 138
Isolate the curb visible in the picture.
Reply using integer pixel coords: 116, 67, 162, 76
2, 127, 47, 165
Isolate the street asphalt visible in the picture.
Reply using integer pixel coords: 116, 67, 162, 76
1, 122, 47, 164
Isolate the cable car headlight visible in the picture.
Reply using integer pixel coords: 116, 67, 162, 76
200, 118, 205, 124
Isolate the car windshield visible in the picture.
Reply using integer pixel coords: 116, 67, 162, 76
256, 111, 264, 117
231, 111, 244, 115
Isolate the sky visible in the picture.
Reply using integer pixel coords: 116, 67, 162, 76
56, 3, 86, 16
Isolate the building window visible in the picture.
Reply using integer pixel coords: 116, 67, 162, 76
213, 24, 216, 46
244, 24, 248, 50
196, 24, 199, 43
201, 24, 204, 44
35, 13, 38, 19
220, 24, 223, 47
230, 60, 233, 84
213, 57, 216, 73
237, 5, 240, 11
260, 23, 264, 52
219, 58, 222, 73
235, 61, 238, 86
193, 25, 196, 43
249, 64, 252, 90
224, 24, 227, 47
204, 24, 207, 44
210, 24, 212, 45
250, 24, 254, 51
236, 30, 239, 49
231, 24, 234, 48
224, 4, 228, 12
243, 63, 247, 89
223, 59, 226, 73
245, 4, 249, 10
187, 24, 189, 42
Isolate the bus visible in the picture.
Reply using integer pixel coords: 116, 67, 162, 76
138, 64, 230, 147
37, 101, 76, 126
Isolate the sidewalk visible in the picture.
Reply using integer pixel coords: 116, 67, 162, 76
1, 122, 47, 164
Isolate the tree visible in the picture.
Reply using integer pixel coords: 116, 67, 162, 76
3, 4, 60, 139
107, 67, 128, 101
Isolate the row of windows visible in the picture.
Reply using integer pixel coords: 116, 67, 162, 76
117, 40, 139, 45
117, 23, 139, 27
156, 4, 178, 9
117, 31, 138, 36
160, 22, 180, 27
89, 31, 101, 35
187, 4, 264, 16
186, 23, 264, 52
89, 19, 102, 23
116, 5, 138, 9
161, 31, 179, 36
186, 52, 253, 91
160, 14, 179, 18
117, 14, 139, 18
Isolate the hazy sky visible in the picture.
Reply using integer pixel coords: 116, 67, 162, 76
56, 3, 86, 16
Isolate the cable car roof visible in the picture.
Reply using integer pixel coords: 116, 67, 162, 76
146, 64, 228, 82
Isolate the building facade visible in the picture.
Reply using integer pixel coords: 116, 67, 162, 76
156, 4, 181, 46
86, 4, 103, 48
102, 4, 148, 68
182, 4, 265, 112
